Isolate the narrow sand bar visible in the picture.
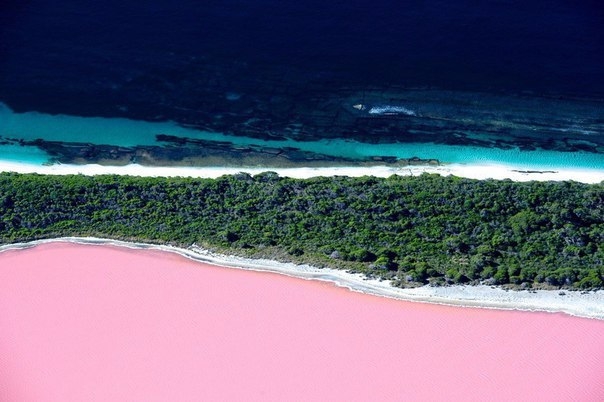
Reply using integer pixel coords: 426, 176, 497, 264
1, 240, 603, 401
1, 160, 604, 183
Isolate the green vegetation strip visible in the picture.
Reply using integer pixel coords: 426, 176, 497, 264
1, 172, 603, 290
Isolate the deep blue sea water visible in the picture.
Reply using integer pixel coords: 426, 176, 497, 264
1, 0, 603, 170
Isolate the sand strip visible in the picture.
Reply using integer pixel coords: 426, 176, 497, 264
2, 237, 603, 320
1, 160, 604, 183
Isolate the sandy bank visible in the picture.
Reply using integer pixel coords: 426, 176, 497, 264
2, 237, 603, 320
1, 160, 603, 183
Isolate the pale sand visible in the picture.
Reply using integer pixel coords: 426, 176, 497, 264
1, 160, 604, 183
2, 237, 603, 320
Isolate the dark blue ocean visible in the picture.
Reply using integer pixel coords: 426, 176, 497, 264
1, 0, 603, 169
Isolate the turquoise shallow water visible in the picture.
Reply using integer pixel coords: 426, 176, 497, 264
1, 102, 604, 171
0, 144, 50, 165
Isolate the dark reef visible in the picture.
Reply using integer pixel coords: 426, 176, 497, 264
1, 136, 439, 168
1, 0, 603, 161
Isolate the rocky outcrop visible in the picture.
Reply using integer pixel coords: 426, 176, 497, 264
3, 136, 440, 168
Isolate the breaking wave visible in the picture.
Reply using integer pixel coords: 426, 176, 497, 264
368, 105, 416, 116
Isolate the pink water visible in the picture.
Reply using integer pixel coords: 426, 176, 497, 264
0, 243, 602, 401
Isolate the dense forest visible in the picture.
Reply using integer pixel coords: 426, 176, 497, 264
1, 172, 603, 290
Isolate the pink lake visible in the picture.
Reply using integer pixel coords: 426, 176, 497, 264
1, 242, 603, 401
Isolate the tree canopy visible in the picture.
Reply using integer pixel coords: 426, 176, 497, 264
1, 172, 602, 290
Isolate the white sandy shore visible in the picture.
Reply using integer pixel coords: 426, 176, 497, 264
2, 237, 603, 320
1, 160, 604, 183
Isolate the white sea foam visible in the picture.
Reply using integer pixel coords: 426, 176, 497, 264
550, 126, 598, 135
368, 105, 416, 116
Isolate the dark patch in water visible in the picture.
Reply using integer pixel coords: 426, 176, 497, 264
3, 135, 442, 168
0, 0, 602, 158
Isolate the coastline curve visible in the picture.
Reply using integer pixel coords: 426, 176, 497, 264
2, 237, 603, 321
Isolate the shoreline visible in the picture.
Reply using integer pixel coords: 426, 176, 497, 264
1, 159, 604, 183
2, 237, 603, 320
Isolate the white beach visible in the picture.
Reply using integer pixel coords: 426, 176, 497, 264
1, 159, 604, 183
2, 237, 603, 320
